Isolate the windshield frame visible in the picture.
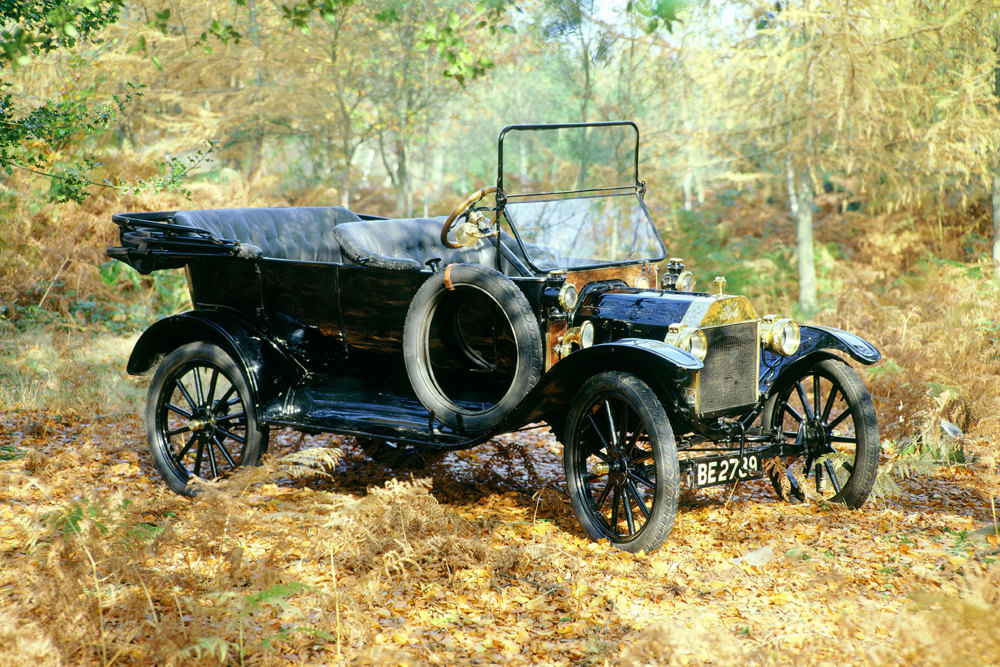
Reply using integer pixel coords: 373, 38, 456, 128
495, 121, 666, 273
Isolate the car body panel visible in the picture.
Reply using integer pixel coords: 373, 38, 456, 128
759, 324, 881, 397
108, 121, 883, 539
127, 309, 300, 412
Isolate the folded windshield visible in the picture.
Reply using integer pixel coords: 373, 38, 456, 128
497, 123, 665, 270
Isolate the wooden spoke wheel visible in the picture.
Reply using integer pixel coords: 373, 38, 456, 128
761, 358, 879, 507
146, 342, 267, 496
564, 371, 680, 553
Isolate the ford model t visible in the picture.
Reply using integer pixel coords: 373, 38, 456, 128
108, 122, 881, 553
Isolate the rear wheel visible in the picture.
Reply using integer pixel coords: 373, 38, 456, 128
564, 372, 680, 553
146, 342, 268, 496
761, 358, 879, 507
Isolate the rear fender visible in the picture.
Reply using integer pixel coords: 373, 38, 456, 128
506, 338, 702, 438
759, 325, 880, 398
128, 310, 300, 412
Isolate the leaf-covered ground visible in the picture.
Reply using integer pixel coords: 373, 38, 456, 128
1, 406, 998, 666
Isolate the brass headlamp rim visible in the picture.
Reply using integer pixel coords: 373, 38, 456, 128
675, 270, 695, 291
664, 323, 708, 361
558, 283, 579, 311
761, 316, 801, 355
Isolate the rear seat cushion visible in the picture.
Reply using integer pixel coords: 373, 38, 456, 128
333, 217, 497, 271
172, 206, 360, 262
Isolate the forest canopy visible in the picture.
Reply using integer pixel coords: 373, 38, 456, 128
2, 0, 1000, 300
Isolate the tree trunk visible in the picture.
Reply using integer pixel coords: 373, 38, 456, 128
787, 159, 817, 313
992, 172, 1000, 270
683, 169, 695, 211
395, 140, 410, 217
993, 34, 1000, 270
245, 0, 265, 183
340, 162, 352, 208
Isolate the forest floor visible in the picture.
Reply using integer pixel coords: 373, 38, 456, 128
3, 186, 1000, 664
1, 394, 999, 665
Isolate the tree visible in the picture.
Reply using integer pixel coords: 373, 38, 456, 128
1, 0, 128, 201
672, 0, 1000, 311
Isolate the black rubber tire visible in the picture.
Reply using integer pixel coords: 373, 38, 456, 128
355, 437, 445, 470
145, 342, 268, 496
403, 263, 543, 432
564, 371, 680, 554
761, 357, 879, 507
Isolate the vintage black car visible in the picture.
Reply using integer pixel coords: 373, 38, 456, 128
108, 122, 881, 553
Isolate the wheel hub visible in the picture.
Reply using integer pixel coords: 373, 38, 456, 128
798, 419, 834, 457
797, 418, 836, 477
608, 454, 630, 486
189, 409, 217, 433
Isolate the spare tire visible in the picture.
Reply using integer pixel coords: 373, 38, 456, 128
403, 263, 543, 432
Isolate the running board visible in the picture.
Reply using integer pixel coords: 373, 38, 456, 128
260, 373, 490, 448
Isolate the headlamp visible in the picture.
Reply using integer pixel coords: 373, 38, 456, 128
761, 316, 801, 355
664, 324, 707, 361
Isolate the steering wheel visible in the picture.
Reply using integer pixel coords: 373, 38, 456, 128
441, 186, 497, 249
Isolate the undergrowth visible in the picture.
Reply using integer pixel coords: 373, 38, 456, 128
0, 448, 502, 665
0, 324, 145, 416
1, 170, 1000, 665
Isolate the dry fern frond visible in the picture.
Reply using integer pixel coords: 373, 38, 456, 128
275, 446, 343, 481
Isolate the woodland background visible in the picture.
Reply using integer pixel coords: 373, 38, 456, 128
2, 0, 1000, 665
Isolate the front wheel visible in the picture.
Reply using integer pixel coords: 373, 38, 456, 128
761, 357, 879, 507
145, 342, 268, 496
564, 372, 680, 553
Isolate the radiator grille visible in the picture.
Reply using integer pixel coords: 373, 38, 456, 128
697, 321, 759, 416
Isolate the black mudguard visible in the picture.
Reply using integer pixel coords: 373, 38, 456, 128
502, 338, 703, 439
758, 324, 881, 398
127, 310, 301, 414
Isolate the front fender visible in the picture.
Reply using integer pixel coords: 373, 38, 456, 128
128, 310, 301, 411
759, 324, 880, 397
503, 338, 702, 437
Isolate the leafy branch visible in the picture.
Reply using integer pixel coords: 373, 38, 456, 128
416, 1, 515, 86
0, 0, 126, 70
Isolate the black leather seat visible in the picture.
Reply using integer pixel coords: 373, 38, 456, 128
172, 206, 360, 262
333, 217, 497, 270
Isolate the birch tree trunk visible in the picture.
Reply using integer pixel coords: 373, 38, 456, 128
992, 172, 1000, 269
993, 34, 1000, 271
787, 159, 817, 313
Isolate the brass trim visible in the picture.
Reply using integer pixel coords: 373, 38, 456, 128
713, 276, 727, 295
687, 370, 700, 413
761, 317, 801, 355
558, 283, 579, 311
558, 324, 588, 357
545, 320, 567, 370
685, 319, 762, 415
684, 296, 760, 328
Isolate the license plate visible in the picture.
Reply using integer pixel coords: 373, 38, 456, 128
691, 453, 763, 488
